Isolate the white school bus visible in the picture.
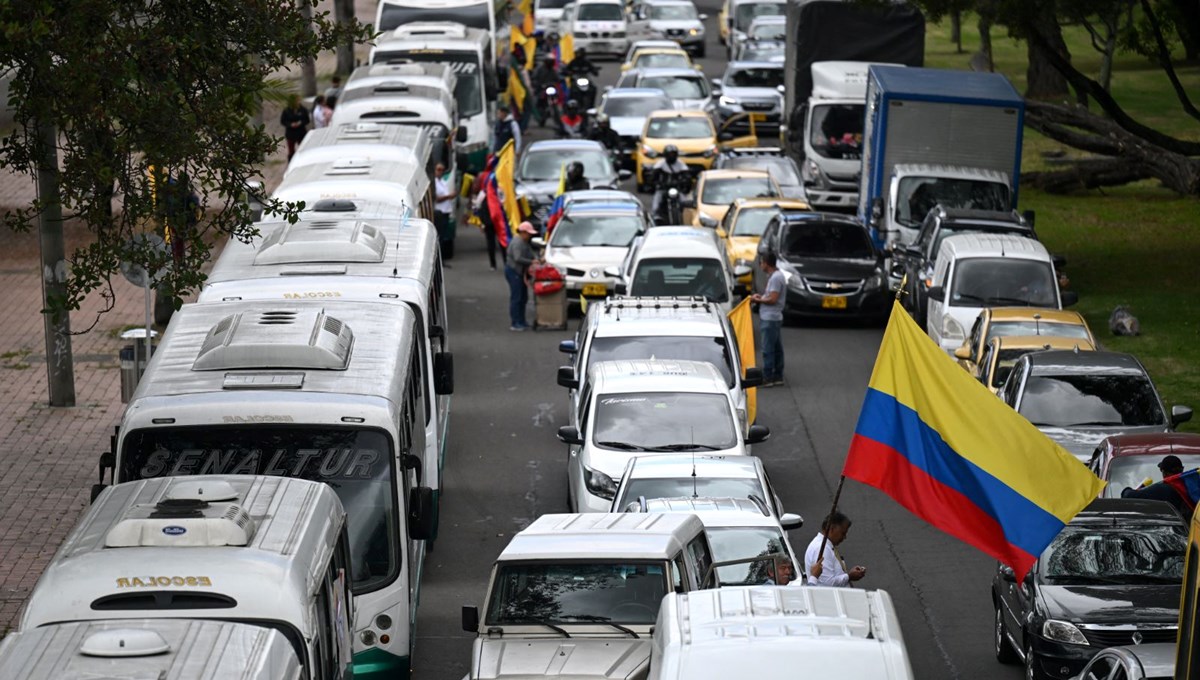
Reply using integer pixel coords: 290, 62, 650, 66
94, 300, 436, 679
0, 618, 303, 679
20, 476, 352, 679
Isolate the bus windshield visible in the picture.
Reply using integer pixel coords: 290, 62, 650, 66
379, 2, 491, 31
372, 50, 485, 118
120, 425, 398, 595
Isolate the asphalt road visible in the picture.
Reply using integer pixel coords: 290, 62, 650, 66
412, 6, 1021, 678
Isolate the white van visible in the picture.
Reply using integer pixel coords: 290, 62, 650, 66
21, 476, 354, 680
556, 360, 769, 513
613, 227, 751, 314
567, 0, 630, 57
287, 123, 436, 179
650, 586, 916, 679
0, 619, 302, 680
369, 22, 497, 175
271, 157, 434, 222
926, 233, 1073, 354
199, 214, 453, 516
460, 512, 715, 680
535, 0, 572, 33
94, 300, 437, 678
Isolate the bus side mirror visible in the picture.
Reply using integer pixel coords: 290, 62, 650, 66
90, 484, 107, 503
462, 605, 480, 633
456, 127, 468, 143
98, 450, 114, 484
434, 352, 455, 395
557, 366, 579, 389
409, 486, 436, 541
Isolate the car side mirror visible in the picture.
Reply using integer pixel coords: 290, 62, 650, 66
953, 346, 971, 361
455, 127, 468, 143
776, 84, 785, 95
999, 565, 1016, 582
718, 132, 734, 142
733, 264, 752, 278
870, 196, 883, 223
559, 339, 578, 354
434, 352, 454, 395
1022, 209, 1036, 229
618, 169, 633, 181
532, 236, 546, 248
409, 486, 436, 541
698, 214, 718, 228
780, 512, 803, 530
1060, 290, 1078, 307
745, 424, 770, 445
1051, 253, 1067, 269
927, 286, 945, 302
462, 605, 480, 633
743, 367, 763, 388
557, 425, 584, 446
1172, 405, 1194, 427
604, 265, 622, 278
557, 366, 579, 389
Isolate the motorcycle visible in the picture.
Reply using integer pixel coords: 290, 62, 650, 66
654, 171, 690, 225
572, 77, 596, 110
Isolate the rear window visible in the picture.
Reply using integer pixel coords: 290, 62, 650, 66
631, 257, 728, 302
588, 334, 735, 387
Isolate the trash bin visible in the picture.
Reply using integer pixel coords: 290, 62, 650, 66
119, 329, 158, 403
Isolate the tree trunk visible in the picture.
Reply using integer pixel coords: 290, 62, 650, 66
1023, 160, 1153, 193
35, 121, 77, 407
951, 10, 963, 54
1026, 3, 1070, 100
1098, 20, 1117, 92
1166, 0, 1200, 61
299, 0, 317, 97
336, 0, 356, 77
977, 7, 994, 72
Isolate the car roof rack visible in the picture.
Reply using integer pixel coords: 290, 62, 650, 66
601, 296, 712, 312
723, 146, 784, 157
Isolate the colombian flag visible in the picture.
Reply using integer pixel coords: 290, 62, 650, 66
545, 163, 568, 233
845, 302, 1105, 580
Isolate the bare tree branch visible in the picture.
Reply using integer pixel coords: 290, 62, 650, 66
1138, 0, 1200, 122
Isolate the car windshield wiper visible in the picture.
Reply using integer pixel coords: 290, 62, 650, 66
595, 440, 645, 451
643, 443, 722, 452
1063, 421, 1124, 427
559, 614, 640, 638
985, 296, 1037, 306
952, 292, 987, 303
1048, 574, 1127, 585
503, 620, 572, 637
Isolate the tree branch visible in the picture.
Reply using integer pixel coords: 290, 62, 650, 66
1138, 0, 1200, 122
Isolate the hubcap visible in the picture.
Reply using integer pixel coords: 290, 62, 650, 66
994, 609, 1003, 653
1025, 644, 1035, 680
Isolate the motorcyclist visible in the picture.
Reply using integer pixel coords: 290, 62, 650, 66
651, 144, 691, 222
558, 99, 586, 139
563, 161, 590, 192
588, 113, 622, 153
564, 48, 600, 80
532, 57, 561, 125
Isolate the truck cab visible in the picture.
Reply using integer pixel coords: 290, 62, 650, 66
799, 61, 883, 211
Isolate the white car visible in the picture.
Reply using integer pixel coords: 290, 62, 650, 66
611, 454, 790, 518
567, 0, 630, 57
926, 233, 1072, 354
535, 0, 571, 34
613, 227, 751, 314
628, 0, 707, 56
557, 359, 768, 513
536, 200, 650, 305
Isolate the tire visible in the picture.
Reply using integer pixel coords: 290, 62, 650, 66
1024, 640, 1045, 680
994, 606, 1018, 665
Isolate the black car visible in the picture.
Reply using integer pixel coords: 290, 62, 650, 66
754, 212, 889, 321
892, 206, 1036, 326
992, 498, 1186, 680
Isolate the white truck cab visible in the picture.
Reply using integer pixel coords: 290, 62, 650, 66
461, 512, 715, 680
650, 586, 916, 679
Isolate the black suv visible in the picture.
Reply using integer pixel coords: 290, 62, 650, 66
992, 498, 1186, 680
892, 207, 1036, 326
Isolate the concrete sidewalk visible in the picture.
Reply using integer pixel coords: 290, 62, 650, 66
0, 2, 379, 632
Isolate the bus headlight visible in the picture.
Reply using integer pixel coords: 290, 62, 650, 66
1042, 620, 1088, 646
375, 614, 393, 630
360, 630, 377, 646
583, 466, 616, 499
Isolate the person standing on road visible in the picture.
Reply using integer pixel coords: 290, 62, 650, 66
494, 105, 522, 155
750, 252, 786, 387
434, 162, 456, 256
805, 512, 867, 587
280, 94, 311, 161
505, 221, 540, 330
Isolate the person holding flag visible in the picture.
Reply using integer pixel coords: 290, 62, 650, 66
1121, 455, 1199, 516
750, 252, 786, 387
804, 512, 866, 587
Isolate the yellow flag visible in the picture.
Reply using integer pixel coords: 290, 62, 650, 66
507, 67, 527, 114
495, 139, 522, 236
727, 298, 757, 425
560, 32, 574, 64
523, 11, 534, 37
524, 34, 537, 71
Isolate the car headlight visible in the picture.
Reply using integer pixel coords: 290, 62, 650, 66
1042, 620, 1088, 646
583, 466, 617, 499
689, 27, 701, 35
719, 95, 736, 107
702, 145, 717, 158
864, 271, 885, 290
641, 144, 659, 158
941, 315, 966, 343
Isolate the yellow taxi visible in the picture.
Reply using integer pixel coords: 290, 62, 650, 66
719, 196, 811, 282
620, 47, 697, 72
684, 169, 779, 228
635, 110, 718, 190
954, 307, 1098, 374
972, 335, 1096, 394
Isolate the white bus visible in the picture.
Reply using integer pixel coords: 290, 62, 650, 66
93, 300, 437, 679
271, 157, 435, 223
344, 63, 458, 102
287, 123, 438, 181
21, 476, 354, 680
369, 22, 497, 175
0, 618, 303, 680
199, 213, 453, 523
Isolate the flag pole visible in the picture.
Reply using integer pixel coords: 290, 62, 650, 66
810, 475, 846, 580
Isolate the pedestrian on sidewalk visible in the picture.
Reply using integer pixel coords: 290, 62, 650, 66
805, 512, 867, 588
280, 94, 311, 161
311, 95, 330, 129
434, 162, 457, 256
750, 252, 786, 386
505, 221, 540, 330
324, 75, 343, 102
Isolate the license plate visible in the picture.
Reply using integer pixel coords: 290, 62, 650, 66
821, 295, 848, 309
582, 283, 607, 297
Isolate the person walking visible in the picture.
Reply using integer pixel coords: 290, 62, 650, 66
434, 162, 456, 257
470, 172, 499, 270
311, 95, 330, 129
505, 222, 539, 330
280, 94, 311, 161
805, 512, 866, 587
750, 252, 786, 387
493, 105, 522, 155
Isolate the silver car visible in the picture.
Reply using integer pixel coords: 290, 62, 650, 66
615, 67, 714, 111
713, 60, 784, 132
628, 0, 708, 56
594, 87, 673, 159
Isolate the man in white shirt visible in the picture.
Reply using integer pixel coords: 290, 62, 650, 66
434, 162, 457, 254
805, 511, 866, 587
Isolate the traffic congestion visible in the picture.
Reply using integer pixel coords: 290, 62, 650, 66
1, 0, 1198, 679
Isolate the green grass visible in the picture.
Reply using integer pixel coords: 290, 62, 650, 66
925, 16, 1200, 430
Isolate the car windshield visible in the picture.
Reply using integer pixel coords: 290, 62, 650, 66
646, 116, 714, 139
119, 426, 396, 593
486, 561, 667, 625
702, 177, 775, 205
749, 22, 785, 39
1041, 526, 1186, 585
587, 335, 735, 387
551, 214, 644, 247
631, 257, 729, 302
641, 75, 708, 99
740, 43, 784, 61
707, 527, 789, 585
725, 67, 783, 89
732, 208, 778, 236
734, 2, 784, 30
809, 104, 864, 160
636, 52, 692, 69
931, 225, 1028, 261
1103, 455, 1200, 498
1018, 374, 1166, 428
604, 96, 673, 117
987, 320, 1091, 344
896, 177, 1011, 227
781, 221, 874, 259
593, 392, 738, 450
520, 149, 611, 180
649, 4, 697, 19
949, 258, 1057, 308
578, 2, 624, 20
616, 478, 762, 510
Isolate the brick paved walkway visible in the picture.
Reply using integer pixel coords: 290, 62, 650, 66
0, 3, 378, 632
